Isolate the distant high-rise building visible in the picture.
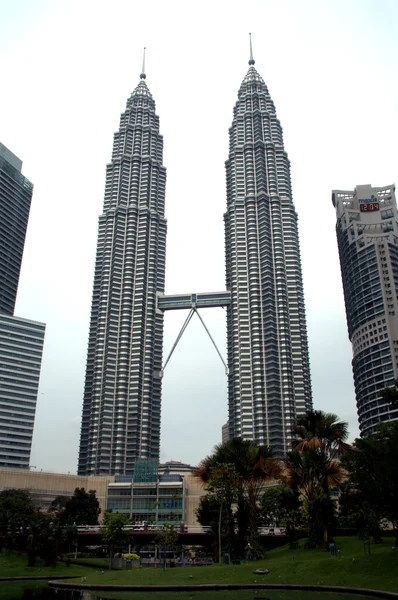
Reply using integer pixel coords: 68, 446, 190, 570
333, 184, 398, 435
221, 422, 229, 444
0, 143, 33, 315
224, 49, 312, 454
0, 314, 45, 469
0, 142, 45, 469
78, 66, 167, 475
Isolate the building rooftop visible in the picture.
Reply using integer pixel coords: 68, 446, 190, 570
0, 142, 22, 172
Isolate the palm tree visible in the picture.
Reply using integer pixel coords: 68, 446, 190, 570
291, 410, 350, 458
194, 438, 282, 551
284, 448, 345, 502
285, 410, 349, 547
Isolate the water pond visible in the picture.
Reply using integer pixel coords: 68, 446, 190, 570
4, 583, 387, 600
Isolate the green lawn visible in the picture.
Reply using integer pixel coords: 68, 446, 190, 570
67, 537, 398, 593
1, 537, 397, 596
0, 551, 87, 579
0, 553, 87, 600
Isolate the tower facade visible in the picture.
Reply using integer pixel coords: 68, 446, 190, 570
0, 142, 45, 469
224, 58, 312, 455
333, 184, 398, 435
0, 143, 33, 315
78, 72, 167, 475
0, 313, 45, 469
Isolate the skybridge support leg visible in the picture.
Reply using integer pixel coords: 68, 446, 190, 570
193, 308, 229, 375
160, 307, 229, 376
161, 309, 195, 376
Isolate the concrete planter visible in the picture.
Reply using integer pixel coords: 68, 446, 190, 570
131, 560, 140, 568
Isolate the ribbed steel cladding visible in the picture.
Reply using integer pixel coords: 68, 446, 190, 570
78, 79, 167, 475
224, 65, 312, 455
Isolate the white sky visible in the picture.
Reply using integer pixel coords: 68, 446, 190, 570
1, 0, 398, 473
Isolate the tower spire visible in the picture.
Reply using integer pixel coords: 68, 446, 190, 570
249, 33, 255, 65
140, 47, 146, 79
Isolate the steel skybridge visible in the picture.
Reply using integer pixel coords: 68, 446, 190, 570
157, 291, 231, 376
157, 291, 231, 311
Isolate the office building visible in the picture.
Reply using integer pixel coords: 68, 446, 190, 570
224, 50, 312, 454
0, 313, 45, 469
221, 422, 229, 444
0, 143, 33, 315
0, 467, 113, 515
78, 65, 167, 475
333, 184, 398, 435
107, 459, 184, 525
0, 143, 45, 469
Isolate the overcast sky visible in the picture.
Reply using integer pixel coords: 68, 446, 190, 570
1, 0, 398, 473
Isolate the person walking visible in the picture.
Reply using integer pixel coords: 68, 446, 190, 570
245, 543, 253, 561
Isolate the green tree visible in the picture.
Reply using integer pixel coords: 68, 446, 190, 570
285, 410, 349, 548
0, 489, 37, 535
194, 438, 282, 554
260, 487, 281, 526
102, 512, 131, 569
291, 410, 350, 458
284, 449, 344, 547
205, 463, 240, 563
62, 522, 78, 554
51, 488, 100, 525
260, 486, 301, 544
0, 489, 40, 555
40, 520, 61, 567
338, 484, 383, 542
196, 494, 231, 558
26, 528, 41, 567
155, 523, 180, 569
302, 490, 337, 549
343, 422, 398, 541
285, 447, 345, 502
49, 495, 68, 521
380, 378, 398, 407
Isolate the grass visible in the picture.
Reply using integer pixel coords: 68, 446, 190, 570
0, 553, 87, 600
67, 557, 119, 569
0, 550, 87, 579
66, 537, 398, 593
1, 537, 397, 597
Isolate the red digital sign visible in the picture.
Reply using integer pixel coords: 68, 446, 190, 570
360, 203, 379, 212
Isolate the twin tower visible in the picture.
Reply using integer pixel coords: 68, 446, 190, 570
78, 52, 312, 476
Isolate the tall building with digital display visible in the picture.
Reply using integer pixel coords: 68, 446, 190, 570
333, 184, 398, 435
0, 142, 45, 469
224, 51, 312, 455
78, 66, 167, 475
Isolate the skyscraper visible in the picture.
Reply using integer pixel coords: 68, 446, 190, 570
78, 66, 167, 475
0, 143, 33, 315
224, 50, 312, 455
79, 47, 313, 474
0, 313, 45, 469
333, 184, 398, 435
0, 142, 45, 469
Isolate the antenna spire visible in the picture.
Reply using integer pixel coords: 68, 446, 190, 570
249, 33, 255, 65
140, 47, 146, 79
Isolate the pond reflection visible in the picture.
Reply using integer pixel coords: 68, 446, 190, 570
8, 584, 383, 600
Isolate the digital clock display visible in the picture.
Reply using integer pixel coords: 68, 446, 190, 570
360, 202, 379, 212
